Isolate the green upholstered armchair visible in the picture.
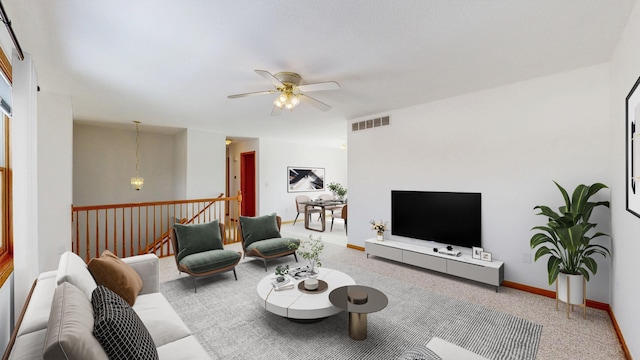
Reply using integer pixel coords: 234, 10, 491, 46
238, 214, 300, 271
171, 220, 241, 292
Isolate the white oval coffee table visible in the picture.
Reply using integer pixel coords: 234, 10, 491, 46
256, 268, 355, 320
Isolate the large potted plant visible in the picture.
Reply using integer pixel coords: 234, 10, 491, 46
530, 181, 611, 308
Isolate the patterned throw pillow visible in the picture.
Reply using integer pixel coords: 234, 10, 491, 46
91, 286, 158, 360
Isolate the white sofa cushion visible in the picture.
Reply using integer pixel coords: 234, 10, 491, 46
43, 282, 109, 360
156, 335, 211, 360
132, 292, 191, 347
8, 329, 47, 360
56, 251, 97, 298
16, 272, 57, 337
121, 254, 159, 295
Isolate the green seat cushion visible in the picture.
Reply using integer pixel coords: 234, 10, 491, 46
173, 220, 223, 263
246, 237, 300, 256
179, 249, 241, 274
239, 214, 281, 248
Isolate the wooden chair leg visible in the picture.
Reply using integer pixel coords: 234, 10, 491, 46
233, 268, 238, 281
293, 213, 300, 225
331, 217, 335, 231
293, 252, 298, 262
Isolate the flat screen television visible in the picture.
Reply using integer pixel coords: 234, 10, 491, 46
391, 190, 481, 248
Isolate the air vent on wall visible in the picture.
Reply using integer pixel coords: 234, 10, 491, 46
351, 116, 390, 131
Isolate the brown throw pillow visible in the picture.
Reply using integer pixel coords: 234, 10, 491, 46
88, 250, 143, 306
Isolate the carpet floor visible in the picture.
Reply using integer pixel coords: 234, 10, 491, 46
160, 243, 541, 360
159, 222, 626, 359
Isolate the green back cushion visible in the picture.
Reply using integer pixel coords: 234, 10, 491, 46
239, 214, 281, 247
173, 220, 223, 263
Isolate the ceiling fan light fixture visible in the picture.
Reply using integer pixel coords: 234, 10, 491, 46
273, 91, 300, 110
229, 70, 339, 115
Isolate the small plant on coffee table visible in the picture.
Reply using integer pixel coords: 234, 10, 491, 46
291, 234, 324, 276
275, 265, 289, 276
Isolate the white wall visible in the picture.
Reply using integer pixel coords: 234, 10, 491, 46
37, 91, 73, 272
348, 64, 612, 303
73, 125, 228, 203
73, 124, 177, 205
608, 0, 640, 357
11, 52, 39, 318
173, 130, 187, 199
184, 129, 226, 199
226, 138, 347, 220
258, 139, 347, 220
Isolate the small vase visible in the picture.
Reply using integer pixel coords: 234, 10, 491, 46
308, 262, 319, 278
376, 231, 384, 241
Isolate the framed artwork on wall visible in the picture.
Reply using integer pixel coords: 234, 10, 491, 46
626, 76, 640, 218
288, 167, 325, 192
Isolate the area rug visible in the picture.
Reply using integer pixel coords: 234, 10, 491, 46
159, 246, 541, 360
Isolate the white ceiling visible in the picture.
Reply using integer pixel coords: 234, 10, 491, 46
3, 0, 637, 147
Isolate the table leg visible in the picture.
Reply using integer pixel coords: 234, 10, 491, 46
348, 312, 367, 340
304, 205, 326, 232
304, 205, 311, 230
319, 208, 326, 232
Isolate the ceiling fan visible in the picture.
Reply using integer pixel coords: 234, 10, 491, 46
227, 70, 340, 116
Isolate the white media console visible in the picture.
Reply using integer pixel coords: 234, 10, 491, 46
365, 239, 504, 291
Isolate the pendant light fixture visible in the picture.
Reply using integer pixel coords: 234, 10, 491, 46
130, 121, 144, 190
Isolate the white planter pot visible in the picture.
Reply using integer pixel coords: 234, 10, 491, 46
557, 273, 585, 305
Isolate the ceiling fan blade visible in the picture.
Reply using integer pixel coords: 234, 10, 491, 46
299, 94, 331, 111
271, 105, 282, 116
227, 90, 276, 99
255, 69, 284, 88
297, 81, 340, 93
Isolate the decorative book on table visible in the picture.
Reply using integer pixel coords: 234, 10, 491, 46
271, 276, 294, 291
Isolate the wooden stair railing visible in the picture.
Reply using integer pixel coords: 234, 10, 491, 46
71, 191, 243, 262
141, 218, 186, 256
140, 195, 220, 256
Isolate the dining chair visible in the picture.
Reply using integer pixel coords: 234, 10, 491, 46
294, 195, 322, 225
318, 194, 343, 217
331, 204, 347, 234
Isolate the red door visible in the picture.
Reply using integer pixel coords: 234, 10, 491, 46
240, 151, 256, 216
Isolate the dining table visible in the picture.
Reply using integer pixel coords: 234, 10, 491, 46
300, 199, 345, 232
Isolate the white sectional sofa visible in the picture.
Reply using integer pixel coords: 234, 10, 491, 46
3, 251, 210, 360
